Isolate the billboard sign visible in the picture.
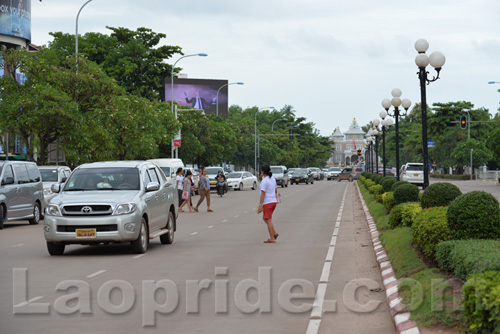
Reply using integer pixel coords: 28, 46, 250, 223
0, 0, 31, 42
165, 78, 229, 116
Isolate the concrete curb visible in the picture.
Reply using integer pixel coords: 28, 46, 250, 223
355, 183, 420, 334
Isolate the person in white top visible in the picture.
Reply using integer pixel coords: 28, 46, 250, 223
175, 167, 184, 206
257, 165, 279, 243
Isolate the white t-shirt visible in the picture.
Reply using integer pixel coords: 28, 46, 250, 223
176, 175, 184, 190
260, 176, 277, 205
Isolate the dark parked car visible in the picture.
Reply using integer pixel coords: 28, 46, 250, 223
290, 169, 314, 185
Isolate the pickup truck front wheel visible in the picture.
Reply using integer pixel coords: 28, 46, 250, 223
131, 218, 148, 254
47, 242, 65, 255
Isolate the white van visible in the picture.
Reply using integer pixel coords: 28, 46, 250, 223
270, 166, 289, 188
148, 159, 185, 185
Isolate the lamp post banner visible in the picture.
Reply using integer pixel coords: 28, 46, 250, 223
0, 0, 31, 42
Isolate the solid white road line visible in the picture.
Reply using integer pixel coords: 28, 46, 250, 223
86, 270, 106, 278
190, 232, 198, 236
11, 244, 24, 247
306, 183, 349, 334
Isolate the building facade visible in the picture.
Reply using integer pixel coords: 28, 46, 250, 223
330, 118, 371, 166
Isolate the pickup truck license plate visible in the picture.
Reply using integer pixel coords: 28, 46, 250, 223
296, 179, 300, 182
414, 174, 419, 177
210, 181, 216, 185
76, 228, 96, 238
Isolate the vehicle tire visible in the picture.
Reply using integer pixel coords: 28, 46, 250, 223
131, 217, 148, 254
28, 202, 41, 225
160, 211, 175, 245
0, 205, 4, 230
306, 181, 309, 184
47, 242, 65, 256
349, 176, 353, 182
285, 181, 288, 188
337, 176, 341, 182
252, 182, 257, 190
281, 183, 284, 188
239, 183, 243, 191
312, 180, 314, 184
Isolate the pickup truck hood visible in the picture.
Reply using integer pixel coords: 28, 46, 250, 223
51, 190, 140, 205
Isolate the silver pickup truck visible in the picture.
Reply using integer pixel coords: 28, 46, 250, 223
43, 161, 178, 255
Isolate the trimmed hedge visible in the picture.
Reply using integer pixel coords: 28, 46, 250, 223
447, 191, 500, 240
365, 179, 375, 189
463, 271, 500, 333
412, 206, 450, 258
374, 175, 383, 185
382, 191, 396, 212
389, 202, 422, 228
393, 183, 419, 204
435, 239, 500, 280
381, 177, 396, 193
420, 182, 462, 209
430, 174, 476, 180
391, 180, 410, 192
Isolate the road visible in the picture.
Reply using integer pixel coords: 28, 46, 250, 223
0, 180, 395, 334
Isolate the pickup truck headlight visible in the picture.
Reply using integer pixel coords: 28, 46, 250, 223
46, 204, 62, 216
113, 203, 137, 216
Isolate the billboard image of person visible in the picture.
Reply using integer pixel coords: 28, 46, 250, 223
0, 0, 31, 42
165, 78, 229, 116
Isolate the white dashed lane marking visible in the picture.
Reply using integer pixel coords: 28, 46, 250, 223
86, 270, 106, 278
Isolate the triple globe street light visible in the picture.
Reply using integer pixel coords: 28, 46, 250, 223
415, 38, 446, 189
382, 89, 411, 181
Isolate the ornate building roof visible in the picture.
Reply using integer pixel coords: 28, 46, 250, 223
344, 118, 366, 135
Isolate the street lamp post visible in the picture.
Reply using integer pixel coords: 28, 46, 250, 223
379, 112, 387, 177
170, 53, 208, 158
75, 0, 94, 73
216, 82, 244, 116
271, 118, 288, 132
255, 107, 275, 176
372, 125, 380, 174
382, 89, 412, 181
415, 38, 446, 189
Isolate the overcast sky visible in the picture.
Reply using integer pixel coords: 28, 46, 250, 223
30, 0, 500, 136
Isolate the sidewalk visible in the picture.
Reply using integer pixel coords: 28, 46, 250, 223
319, 184, 396, 334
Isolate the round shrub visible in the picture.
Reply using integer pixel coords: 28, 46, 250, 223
365, 179, 375, 189
393, 183, 419, 204
382, 191, 396, 212
381, 177, 396, 193
389, 204, 405, 228
376, 194, 383, 203
369, 184, 384, 196
374, 175, 383, 185
420, 182, 462, 209
447, 191, 500, 240
359, 176, 366, 184
391, 180, 410, 192
400, 202, 422, 227
412, 206, 450, 258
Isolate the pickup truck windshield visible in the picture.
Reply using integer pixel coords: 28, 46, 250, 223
64, 168, 140, 191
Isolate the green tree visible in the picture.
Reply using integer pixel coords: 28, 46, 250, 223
450, 139, 493, 169
45, 27, 183, 101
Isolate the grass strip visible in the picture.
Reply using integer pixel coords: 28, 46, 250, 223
357, 181, 464, 328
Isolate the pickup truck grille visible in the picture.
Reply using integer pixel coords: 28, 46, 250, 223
57, 225, 118, 232
62, 204, 113, 216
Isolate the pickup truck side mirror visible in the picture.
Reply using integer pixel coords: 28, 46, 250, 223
51, 184, 61, 193
146, 182, 160, 192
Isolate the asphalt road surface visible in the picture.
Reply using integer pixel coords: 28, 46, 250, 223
0, 180, 396, 334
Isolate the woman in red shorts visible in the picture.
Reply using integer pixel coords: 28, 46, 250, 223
257, 165, 279, 243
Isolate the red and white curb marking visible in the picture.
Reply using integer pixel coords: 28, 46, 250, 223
356, 183, 420, 334
306, 184, 349, 334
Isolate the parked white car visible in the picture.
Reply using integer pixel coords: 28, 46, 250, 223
401, 163, 424, 187
226, 171, 258, 191
325, 167, 342, 180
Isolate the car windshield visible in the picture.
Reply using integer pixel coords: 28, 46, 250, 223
39, 169, 59, 182
64, 168, 140, 191
205, 168, 222, 175
271, 167, 282, 174
294, 170, 307, 176
328, 167, 341, 171
228, 172, 243, 178
406, 165, 424, 171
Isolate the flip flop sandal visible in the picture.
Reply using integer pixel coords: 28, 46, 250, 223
264, 239, 276, 243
